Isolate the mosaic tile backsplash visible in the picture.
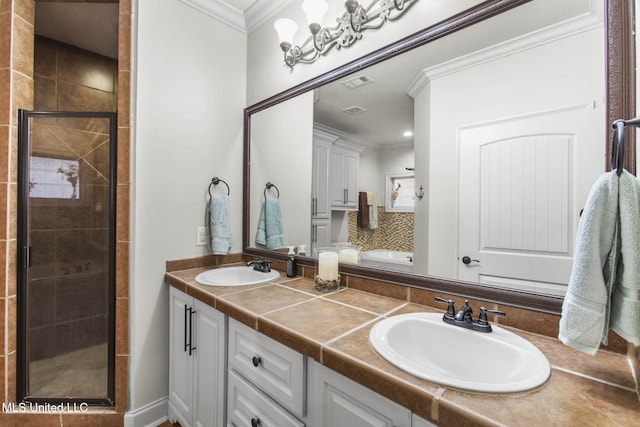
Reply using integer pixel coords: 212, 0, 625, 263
348, 207, 413, 252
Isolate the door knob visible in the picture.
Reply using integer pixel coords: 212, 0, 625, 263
461, 256, 480, 265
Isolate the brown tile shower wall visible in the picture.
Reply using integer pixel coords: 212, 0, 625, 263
0, 0, 131, 418
34, 36, 117, 112
30, 36, 117, 361
348, 207, 414, 252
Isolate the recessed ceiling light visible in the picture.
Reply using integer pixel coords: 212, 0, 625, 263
403, 130, 413, 137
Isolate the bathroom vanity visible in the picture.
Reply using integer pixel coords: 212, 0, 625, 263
165, 260, 639, 426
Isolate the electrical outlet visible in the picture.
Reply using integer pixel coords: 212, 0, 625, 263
196, 226, 207, 246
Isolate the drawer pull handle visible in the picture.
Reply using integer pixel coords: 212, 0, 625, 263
251, 417, 261, 427
252, 356, 262, 367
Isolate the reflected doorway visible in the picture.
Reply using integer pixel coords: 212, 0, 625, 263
17, 110, 117, 405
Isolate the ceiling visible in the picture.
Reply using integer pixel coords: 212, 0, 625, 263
35, 2, 120, 58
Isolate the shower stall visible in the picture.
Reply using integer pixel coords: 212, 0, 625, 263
16, 110, 117, 405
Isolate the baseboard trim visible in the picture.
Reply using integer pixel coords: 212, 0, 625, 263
124, 397, 168, 427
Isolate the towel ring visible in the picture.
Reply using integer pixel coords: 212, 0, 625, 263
208, 177, 230, 197
264, 182, 280, 199
611, 116, 640, 176
611, 120, 626, 176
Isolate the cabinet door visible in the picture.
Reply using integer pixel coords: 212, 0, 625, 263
169, 288, 193, 426
193, 299, 226, 427
330, 150, 347, 207
312, 140, 331, 219
331, 147, 360, 210
308, 360, 410, 427
343, 150, 359, 208
311, 219, 331, 252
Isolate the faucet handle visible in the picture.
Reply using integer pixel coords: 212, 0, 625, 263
247, 259, 272, 272
434, 297, 456, 318
477, 307, 506, 325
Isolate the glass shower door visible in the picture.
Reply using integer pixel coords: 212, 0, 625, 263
17, 110, 116, 405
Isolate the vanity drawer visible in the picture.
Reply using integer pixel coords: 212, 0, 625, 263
228, 318, 306, 417
228, 370, 305, 427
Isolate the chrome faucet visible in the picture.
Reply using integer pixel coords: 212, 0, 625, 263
435, 297, 505, 333
246, 259, 272, 273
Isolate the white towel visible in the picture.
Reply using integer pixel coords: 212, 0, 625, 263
368, 193, 378, 230
558, 171, 619, 355
207, 195, 232, 255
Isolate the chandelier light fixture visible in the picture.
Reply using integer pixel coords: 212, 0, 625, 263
274, 0, 418, 69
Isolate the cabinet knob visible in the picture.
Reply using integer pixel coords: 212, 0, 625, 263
251, 417, 261, 427
252, 356, 262, 367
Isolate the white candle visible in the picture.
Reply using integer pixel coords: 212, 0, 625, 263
318, 252, 339, 281
339, 248, 359, 264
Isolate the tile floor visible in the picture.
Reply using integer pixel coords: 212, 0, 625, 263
29, 344, 108, 398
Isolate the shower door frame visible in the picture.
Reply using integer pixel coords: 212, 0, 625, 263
16, 110, 117, 406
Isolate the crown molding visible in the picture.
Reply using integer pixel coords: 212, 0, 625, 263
178, 0, 245, 32
313, 123, 367, 151
245, 0, 290, 33
406, 10, 602, 98
178, 0, 289, 33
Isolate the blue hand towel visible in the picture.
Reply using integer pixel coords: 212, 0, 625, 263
559, 170, 640, 354
207, 195, 232, 255
610, 171, 640, 345
559, 171, 619, 355
255, 198, 285, 250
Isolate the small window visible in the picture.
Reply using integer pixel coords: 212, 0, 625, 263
385, 172, 414, 212
30, 156, 80, 200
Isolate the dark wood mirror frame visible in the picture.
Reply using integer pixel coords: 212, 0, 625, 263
242, 0, 636, 315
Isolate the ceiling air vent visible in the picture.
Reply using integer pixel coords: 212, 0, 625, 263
342, 75, 374, 89
342, 105, 367, 115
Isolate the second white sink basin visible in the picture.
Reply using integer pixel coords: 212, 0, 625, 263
369, 312, 550, 393
195, 266, 279, 286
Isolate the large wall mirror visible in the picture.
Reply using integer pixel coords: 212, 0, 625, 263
243, 0, 636, 314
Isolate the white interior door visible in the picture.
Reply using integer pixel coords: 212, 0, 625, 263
458, 105, 604, 296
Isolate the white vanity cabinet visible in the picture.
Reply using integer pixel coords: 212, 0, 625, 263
331, 143, 360, 210
168, 288, 435, 427
227, 318, 307, 426
169, 287, 226, 427
308, 359, 411, 427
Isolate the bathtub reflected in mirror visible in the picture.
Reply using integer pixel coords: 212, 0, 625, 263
360, 250, 414, 273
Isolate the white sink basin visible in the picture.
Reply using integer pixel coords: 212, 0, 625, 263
195, 266, 279, 286
369, 312, 550, 393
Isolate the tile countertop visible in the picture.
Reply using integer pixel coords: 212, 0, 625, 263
164, 266, 640, 427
